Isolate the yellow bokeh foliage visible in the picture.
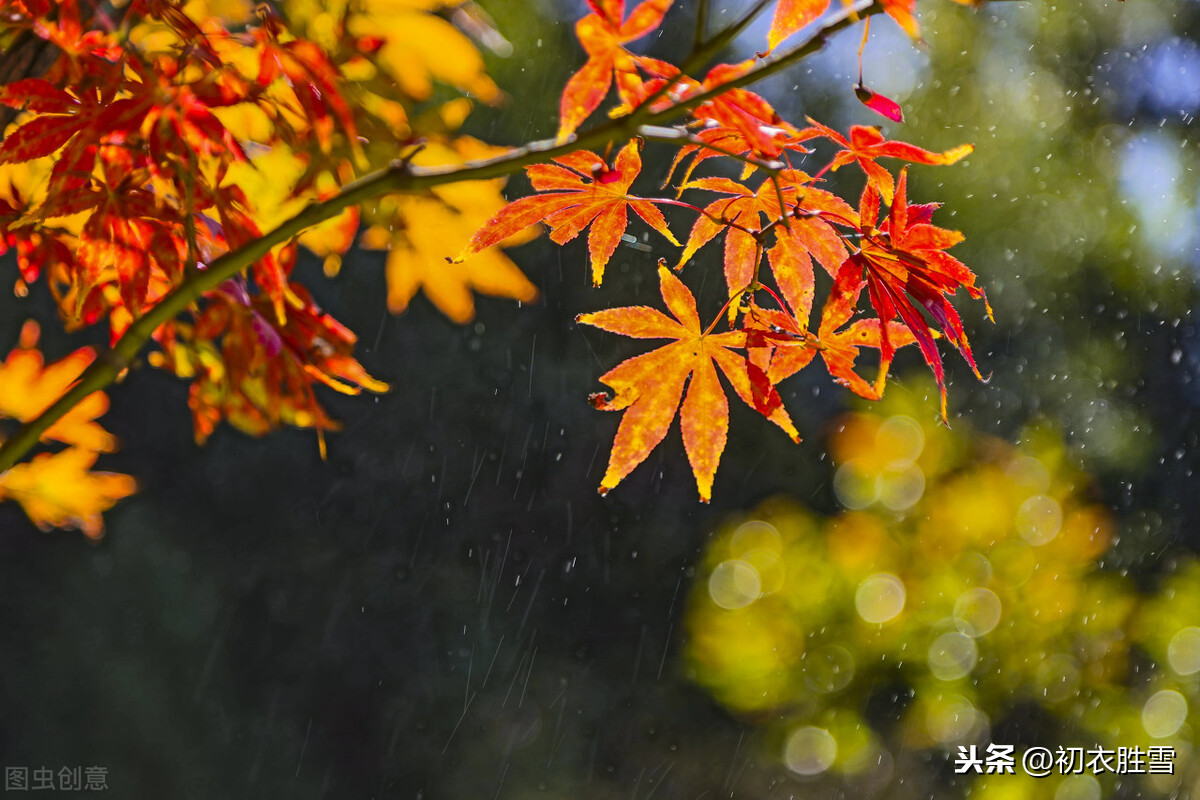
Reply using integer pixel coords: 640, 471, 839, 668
684, 384, 1200, 795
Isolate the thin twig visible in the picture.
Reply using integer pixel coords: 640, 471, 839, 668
695, 0, 777, 62
630, 0, 780, 130
768, 174, 791, 233
692, 0, 710, 54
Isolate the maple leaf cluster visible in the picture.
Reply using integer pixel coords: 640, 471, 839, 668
0, 0, 995, 534
0, 0, 387, 445
462, 0, 990, 501
0, 0, 538, 532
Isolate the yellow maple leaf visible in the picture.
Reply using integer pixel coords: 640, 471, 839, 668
346, 0, 501, 103
360, 135, 538, 323
0, 321, 115, 452
220, 144, 359, 264
0, 448, 136, 539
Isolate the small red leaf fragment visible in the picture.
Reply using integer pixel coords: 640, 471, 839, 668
855, 83, 904, 123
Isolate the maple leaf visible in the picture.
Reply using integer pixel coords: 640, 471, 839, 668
0, 320, 116, 452
836, 167, 989, 418
676, 171, 854, 299
690, 62, 802, 159
666, 124, 818, 188
343, 0, 502, 104
578, 265, 799, 502
221, 144, 359, 270
605, 57, 798, 160
463, 139, 679, 286
767, 0, 832, 50
855, 82, 904, 123
361, 137, 538, 323
0, 447, 136, 539
747, 280, 918, 399
160, 280, 388, 450
882, 0, 920, 40
804, 119, 973, 204
254, 26, 363, 158
557, 0, 674, 138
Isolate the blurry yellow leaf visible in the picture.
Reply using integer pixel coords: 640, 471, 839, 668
182, 0, 254, 24
0, 321, 116, 452
382, 198, 537, 323
363, 136, 538, 323
347, 4, 500, 103
221, 146, 358, 258
0, 448, 136, 539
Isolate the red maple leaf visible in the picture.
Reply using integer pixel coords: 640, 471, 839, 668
834, 167, 989, 417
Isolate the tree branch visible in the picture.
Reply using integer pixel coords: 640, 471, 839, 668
0, 0, 885, 473
692, 0, 776, 62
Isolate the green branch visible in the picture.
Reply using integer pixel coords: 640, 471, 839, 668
0, 0, 884, 473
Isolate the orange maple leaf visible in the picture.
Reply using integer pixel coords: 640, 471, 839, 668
557, 0, 674, 138
882, 0, 920, 40
746, 279, 918, 399
804, 119, 973, 204
650, 61, 801, 159
676, 171, 853, 298
360, 136, 539, 323
463, 140, 679, 286
767, 0, 833, 50
578, 265, 799, 502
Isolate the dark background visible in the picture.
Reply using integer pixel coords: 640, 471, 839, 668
2, 0, 1199, 796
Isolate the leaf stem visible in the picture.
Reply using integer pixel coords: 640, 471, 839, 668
653, 197, 761, 239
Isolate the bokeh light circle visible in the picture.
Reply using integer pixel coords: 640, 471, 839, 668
803, 644, 856, 694
928, 632, 979, 681
877, 415, 924, 465
1036, 655, 1082, 703
1016, 494, 1063, 545
834, 460, 880, 510
708, 560, 761, 610
953, 588, 1002, 637
880, 464, 926, 511
741, 548, 786, 594
1141, 689, 1188, 738
926, 694, 982, 744
856, 573, 906, 624
784, 726, 838, 775
731, 520, 782, 556
1167, 626, 1200, 675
